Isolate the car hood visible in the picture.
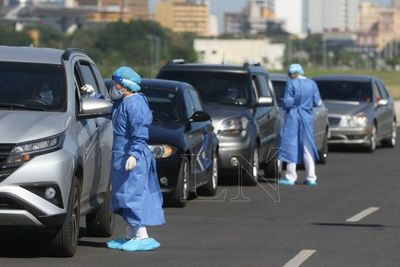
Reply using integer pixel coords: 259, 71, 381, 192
0, 110, 68, 143
149, 122, 186, 148
202, 103, 250, 127
324, 100, 372, 116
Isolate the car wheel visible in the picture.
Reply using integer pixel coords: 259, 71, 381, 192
167, 158, 189, 207
317, 134, 328, 164
86, 183, 114, 237
381, 120, 397, 148
243, 147, 259, 186
198, 150, 218, 196
47, 176, 81, 257
264, 148, 282, 180
366, 125, 377, 152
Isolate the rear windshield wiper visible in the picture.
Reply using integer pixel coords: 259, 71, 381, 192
0, 102, 47, 111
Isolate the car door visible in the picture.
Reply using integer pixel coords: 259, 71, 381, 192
74, 60, 102, 201
183, 87, 208, 186
374, 79, 394, 137
252, 74, 277, 161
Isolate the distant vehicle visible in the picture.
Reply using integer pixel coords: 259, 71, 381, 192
105, 78, 219, 207
157, 61, 282, 185
270, 73, 329, 164
313, 75, 397, 152
0, 46, 114, 257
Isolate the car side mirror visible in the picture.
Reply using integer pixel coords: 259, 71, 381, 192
78, 98, 113, 119
377, 99, 388, 106
256, 96, 273, 107
188, 111, 211, 122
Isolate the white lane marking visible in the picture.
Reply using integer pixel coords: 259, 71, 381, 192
346, 207, 380, 222
283, 250, 316, 267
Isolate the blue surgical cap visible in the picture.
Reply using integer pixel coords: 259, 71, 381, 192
288, 64, 304, 76
112, 66, 141, 92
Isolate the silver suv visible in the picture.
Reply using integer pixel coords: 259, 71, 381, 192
0, 46, 114, 256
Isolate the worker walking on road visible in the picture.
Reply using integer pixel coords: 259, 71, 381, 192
278, 64, 322, 186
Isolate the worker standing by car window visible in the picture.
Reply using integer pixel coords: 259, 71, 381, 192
106, 66, 165, 251
278, 64, 321, 186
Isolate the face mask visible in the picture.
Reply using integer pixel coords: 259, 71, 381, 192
110, 86, 123, 100
39, 90, 53, 105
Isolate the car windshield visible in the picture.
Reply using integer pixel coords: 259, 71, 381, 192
315, 80, 372, 102
158, 71, 249, 106
271, 80, 286, 106
0, 62, 66, 111
141, 88, 183, 123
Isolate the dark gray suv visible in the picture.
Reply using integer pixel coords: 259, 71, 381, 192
157, 61, 282, 184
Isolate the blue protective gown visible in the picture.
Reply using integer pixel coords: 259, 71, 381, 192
111, 93, 165, 227
278, 77, 321, 164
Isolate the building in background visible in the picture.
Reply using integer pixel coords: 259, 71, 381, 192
224, 0, 284, 36
194, 38, 285, 70
154, 0, 209, 36
274, 0, 307, 36
307, 0, 358, 34
208, 13, 218, 36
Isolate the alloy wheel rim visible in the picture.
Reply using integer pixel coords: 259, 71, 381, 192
252, 148, 259, 179
71, 186, 79, 245
182, 161, 189, 200
371, 126, 376, 150
211, 154, 218, 189
391, 121, 397, 145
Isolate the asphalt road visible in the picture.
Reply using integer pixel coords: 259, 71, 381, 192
1, 129, 399, 267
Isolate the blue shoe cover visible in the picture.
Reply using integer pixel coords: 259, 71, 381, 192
303, 180, 317, 186
278, 178, 295, 186
120, 238, 161, 252
106, 238, 128, 249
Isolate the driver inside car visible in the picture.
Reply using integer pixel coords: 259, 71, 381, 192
31, 80, 53, 105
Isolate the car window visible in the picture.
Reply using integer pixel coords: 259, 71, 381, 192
188, 87, 203, 111
78, 62, 101, 95
271, 80, 286, 106
0, 62, 66, 111
91, 64, 109, 97
183, 89, 196, 118
255, 75, 272, 98
141, 87, 183, 123
372, 82, 382, 102
375, 80, 389, 99
158, 71, 249, 106
315, 80, 372, 102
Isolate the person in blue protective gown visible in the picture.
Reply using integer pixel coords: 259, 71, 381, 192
106, 66, 165, 252
278, 64, 322, 186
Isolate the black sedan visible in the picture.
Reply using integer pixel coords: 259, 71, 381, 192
313, 75, 397, 152
105, 78, 219, 207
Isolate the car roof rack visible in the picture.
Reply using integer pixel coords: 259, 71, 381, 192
167, 59, 186, 64
243, 62, 261, 68
62, 48, 88, 60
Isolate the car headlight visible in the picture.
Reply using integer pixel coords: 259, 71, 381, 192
218, 117, 249, 136
149, 144, 176, 158
6, 133, 65, 165
339, 114, 367, 127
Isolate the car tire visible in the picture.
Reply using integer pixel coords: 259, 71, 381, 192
86, 183, 114, 237
381, 120, 397, 148
264, 147, 282, 180
167, 158, 189, 207
366, 125, 377, 152
317, 134, 328, 164
243, 147, 259, 186
47, 176, 81, 257
198, 150, 218, 196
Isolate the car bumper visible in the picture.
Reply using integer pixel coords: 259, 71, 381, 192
328, 126, 371, 145
0, 149, 74, 227
155, 153, 181, 193
217, 130, 255, 173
